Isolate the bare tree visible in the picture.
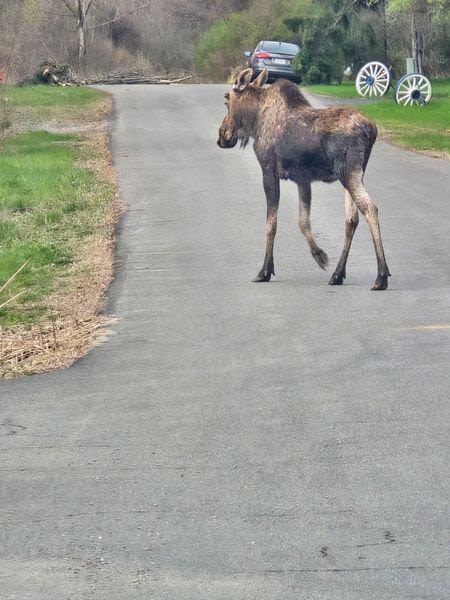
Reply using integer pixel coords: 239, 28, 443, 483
388, 0, 450, 74
0, 0, 258, 79
55, 0, 156, 67
58, 0, 94, 64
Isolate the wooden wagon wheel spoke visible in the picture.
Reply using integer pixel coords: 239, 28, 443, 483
359, 82, 371, 96
396, 92, 410, 102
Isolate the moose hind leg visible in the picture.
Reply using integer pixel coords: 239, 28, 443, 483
346, 173, 390, 290
298, 183, 328, 270
329, 190, 359, 285
253, 170, 280, 282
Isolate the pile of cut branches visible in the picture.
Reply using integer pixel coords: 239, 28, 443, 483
87, 67, 197, 85
21, 63, 197, 86
21, 61, 81, 86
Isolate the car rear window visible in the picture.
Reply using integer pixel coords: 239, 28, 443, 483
261, 42, 300, 55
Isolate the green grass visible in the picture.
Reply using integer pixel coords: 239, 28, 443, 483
304, 78, 450, 99
304, 81, 360, 98
422, 78, 450, 98
8, 84, 106, 108
304, 79, 450, 156
354, 99, 450, 154
1, 84, 107, 131
0, 129, 113, 327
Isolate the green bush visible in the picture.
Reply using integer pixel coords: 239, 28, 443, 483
303, 64, 323, 84
195, 13, 258, 81
195, 0, 299, 81
290, 6, 384, 84
195, 0, 450, 83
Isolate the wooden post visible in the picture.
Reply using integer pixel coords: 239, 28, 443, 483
411, 5, 425, 75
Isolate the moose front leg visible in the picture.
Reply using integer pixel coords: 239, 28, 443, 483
298, 182, 328, 270
346, 173, 390, 290
253, 170, 280, 282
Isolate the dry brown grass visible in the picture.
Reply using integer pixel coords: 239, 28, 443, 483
0, 97, 122, 379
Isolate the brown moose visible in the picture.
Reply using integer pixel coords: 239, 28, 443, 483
217, 68, 390, 290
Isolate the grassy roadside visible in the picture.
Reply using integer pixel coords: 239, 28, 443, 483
7, 85, 108, 131
304, 79, 450, 159
0, 85, 119, 378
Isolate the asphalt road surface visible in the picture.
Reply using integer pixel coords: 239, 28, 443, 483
1, 85, 449, 600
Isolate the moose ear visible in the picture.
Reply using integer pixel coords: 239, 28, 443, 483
251, 69, 268, 88
234, 68, 253, 91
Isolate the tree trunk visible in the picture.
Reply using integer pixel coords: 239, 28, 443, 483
411, 4, 425, 74
382, 0, 388, 64
77, 0, 87, 66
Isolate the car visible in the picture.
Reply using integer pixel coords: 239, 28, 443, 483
245, 41, 301, 84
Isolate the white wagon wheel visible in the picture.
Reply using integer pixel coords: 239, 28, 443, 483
355, 61, 390, 98
394, 73, 432, 106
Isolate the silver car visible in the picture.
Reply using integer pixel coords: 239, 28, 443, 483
245, 41, 301, 83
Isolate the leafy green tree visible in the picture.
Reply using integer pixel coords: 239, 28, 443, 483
194, 0, 449, 81
195, 12, 258, 79
388, 0, 450, 73
289, 0, 385, 83
195, 0, 297, 80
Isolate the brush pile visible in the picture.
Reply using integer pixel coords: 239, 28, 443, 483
22, 61, 81, 86
22, 63, 196, 86
86, 67, 196, 85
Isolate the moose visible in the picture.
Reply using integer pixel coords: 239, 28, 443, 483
217, 68, 390, 290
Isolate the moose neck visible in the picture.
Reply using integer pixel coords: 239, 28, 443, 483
237, 88, 265, 139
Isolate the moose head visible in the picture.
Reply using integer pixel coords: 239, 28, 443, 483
217, 68, 268, 149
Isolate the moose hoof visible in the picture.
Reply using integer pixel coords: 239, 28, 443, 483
312, 248, 328, 270
329, 272, 345, 286
371, 274, 389, 290
252, 271, 272, 282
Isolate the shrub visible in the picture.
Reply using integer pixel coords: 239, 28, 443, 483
195, 0, 299, 81
195, 13, 259, 81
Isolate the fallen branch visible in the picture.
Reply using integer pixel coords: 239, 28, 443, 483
0, 261, 28, 296
22, 62, 198, 88
87, 73, 197, 85
159, 74, 197, 84
0, 291, 25, 310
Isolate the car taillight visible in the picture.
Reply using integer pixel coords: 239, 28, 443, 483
254, 52, 270, 59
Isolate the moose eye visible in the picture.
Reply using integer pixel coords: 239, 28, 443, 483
224, 93, 230, 100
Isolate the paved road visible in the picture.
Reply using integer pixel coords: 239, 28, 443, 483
1, 85, 449, 599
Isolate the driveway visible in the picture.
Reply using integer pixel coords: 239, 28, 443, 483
1, 84, 449, 599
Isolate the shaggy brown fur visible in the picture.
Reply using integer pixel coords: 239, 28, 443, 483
217, 69, 390, 290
